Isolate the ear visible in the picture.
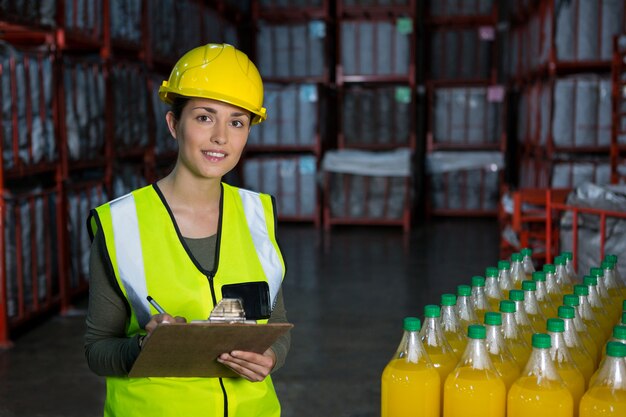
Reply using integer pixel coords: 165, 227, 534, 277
165, 111, 178, 139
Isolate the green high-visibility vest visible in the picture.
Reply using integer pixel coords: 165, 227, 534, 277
88, 183, 285, 417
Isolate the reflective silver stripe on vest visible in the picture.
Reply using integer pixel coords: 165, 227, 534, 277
238, 189, 284, 307
110, 194, 151, 328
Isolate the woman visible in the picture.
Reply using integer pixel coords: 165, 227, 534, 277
84, 43, 290, 417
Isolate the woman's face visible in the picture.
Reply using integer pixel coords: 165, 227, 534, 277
167, 97, 251, 180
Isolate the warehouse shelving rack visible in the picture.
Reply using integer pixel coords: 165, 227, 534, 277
612, 34, 626, 184
322, 1, 416, 231
422, 0, 505, 218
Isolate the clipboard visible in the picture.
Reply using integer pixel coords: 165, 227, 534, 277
128, 322, 293, 378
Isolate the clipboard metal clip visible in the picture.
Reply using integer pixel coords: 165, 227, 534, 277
207, 298, 252, 323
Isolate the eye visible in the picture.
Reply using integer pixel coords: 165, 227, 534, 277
196, 115, 211, 123
231, 119, 246, 128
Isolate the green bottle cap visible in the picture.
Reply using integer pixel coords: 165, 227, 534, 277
622, 311, 626, 325
532, 333, 552, 349
613, 325, 626, 340
563, 294, 580, 307
522, 280, 537, 291
583, 275, 598, 286
484, 312, 502, 326
403, 317, 421, 332
623, 299, 626, 311
521, 248, 533, 257
498, 260, 511, 270
532, 271, 546, 282
558, 305, 575, 319
562, 252, 573, 261
606, 341, 626, 358
471, 276, 486, 287
499, 300, 516, 313
590, 267, 603, 277
424, 304, 441, 318
605, 254, 618, 263
543, 264, 556, 273
509, 289, 525, 302
485, 267, 499, 278
554, 256, 565, 265
547, 318, 565, 332
511, 253, 522, 262
468, 324, 486, 339
457, 285, 472, 297
601, 260, 614, 270
441, 293, 457, 306
574, 285, 589, 296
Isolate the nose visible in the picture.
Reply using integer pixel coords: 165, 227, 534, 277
210, 121, 228, 145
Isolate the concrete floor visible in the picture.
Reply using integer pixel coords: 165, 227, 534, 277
0, 218, 500, 417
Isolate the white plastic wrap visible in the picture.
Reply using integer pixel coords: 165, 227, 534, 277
559, 183, 626, 282
322, 148, 412, 177
109, 0, 142, 46
111, 64, 149, 150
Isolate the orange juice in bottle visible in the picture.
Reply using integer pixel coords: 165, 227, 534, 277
443, 325, 506, 417
546, 318, 585, 415
532, 271, 558, 318
521, 280, 548, 333
582, 276, 613, 338
471, 276, 489, 324
484, 312, 520, 390
562, 293, 600, 365
591, 267, 619, 322
440, 294, 467, 358
558, 305, 595, 386
485, 267, 505, 312
509, 289, 535, 346
573, 287, 606, 361
498, 260, 514, 300
507, 333, 574, 417
420, 304, 458, 407
381, 317, 440, 417
499, 300, 531, 368
580, 341, 626, 417
456, 285, 479, 333
510, 253, 526, 289
599, 325, 626, 362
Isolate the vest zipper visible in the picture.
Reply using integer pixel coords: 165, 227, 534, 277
206, 271, 228, 417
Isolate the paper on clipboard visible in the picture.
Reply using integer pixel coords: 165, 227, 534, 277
128, 322, 293, 378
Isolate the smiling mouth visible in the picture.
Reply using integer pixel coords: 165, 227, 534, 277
202, 151, 226, 158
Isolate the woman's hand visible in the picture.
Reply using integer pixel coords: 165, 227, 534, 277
217, 348, 276, 382
142, 314, 186, 346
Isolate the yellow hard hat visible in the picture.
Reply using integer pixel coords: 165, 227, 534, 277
159, 43, 267, 124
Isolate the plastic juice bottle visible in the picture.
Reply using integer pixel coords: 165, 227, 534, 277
533, 271, 558, 318
622, 310, 626, 325
507, 333, 574, 417
561, 251, 578, 285
521, 247, 535, 280
420, 304, 458, 407
484, 312, 521, 390
546, 318, 586, 415
601, 260, 625, 315
510, 253, 526, 289
600, 325, 626, 361
558, 305, 596, 386
521, 280, 548, 333
381, 317, 441, 417
509, 289, 535, 346
440, 294, 467, 358
563, 294, 601, 366
456, 285, 479, 334
573, 285, 606, 354
443, 325, 506, 417
580, 341, 626, 417
485, 267, 505, 312
582, 276, 613, 338
554, 255, 574, 294
498, 260, 514, 300
603, 254, 625, 296
543, 264, 564, 306
499, 300, 531, 368
591, 267, 618, 321
471, 276, 489, 323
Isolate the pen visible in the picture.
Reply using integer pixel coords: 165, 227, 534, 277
147, 295, 167, 315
